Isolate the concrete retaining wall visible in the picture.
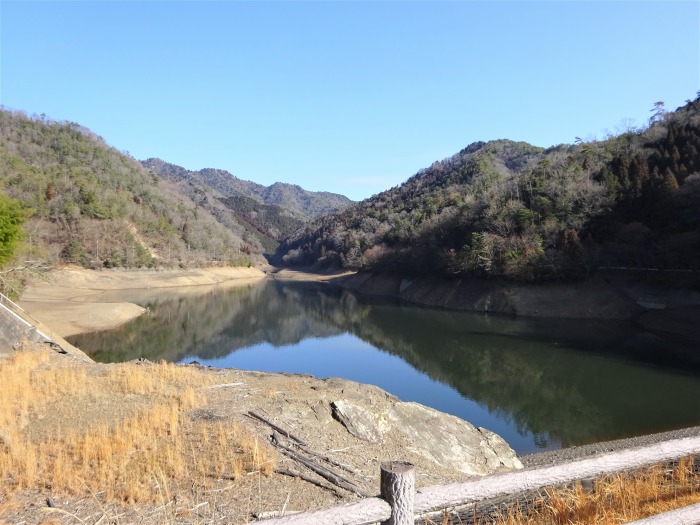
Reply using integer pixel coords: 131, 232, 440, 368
0, 301, 48, 351
0, 295, 91, 361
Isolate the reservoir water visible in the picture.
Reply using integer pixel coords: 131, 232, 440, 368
68, 279, 700, 455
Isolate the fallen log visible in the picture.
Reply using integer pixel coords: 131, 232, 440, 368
275, 467, 344, 497
248, 411, 306, 446
271, 432, 369, 497
296, 443, 362, 476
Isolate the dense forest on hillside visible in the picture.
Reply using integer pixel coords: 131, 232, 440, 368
141, 158, 350, 255
2, 96, 698, 297
277, 97, 700, 282
0, 109, 265, 294
218, 194, 304, 252
141, 158, 352, 220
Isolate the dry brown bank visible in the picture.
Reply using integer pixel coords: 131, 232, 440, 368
5, 266, 520, 523
18, 266, 265, 337
6, 267, 699, 524
0, 345, 519, 525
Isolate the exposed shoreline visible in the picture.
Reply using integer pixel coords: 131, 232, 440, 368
19, 266, 266, 337
331, 271, 700, 355
19, 266, 700, 346
10, 266, 700, 491
334, 271, 700, 319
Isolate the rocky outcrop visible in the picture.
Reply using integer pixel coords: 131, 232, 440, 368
331, 398, 522, 476
259, 376, 522, 484
331, 400, 386, 444
337, 272, 642, 320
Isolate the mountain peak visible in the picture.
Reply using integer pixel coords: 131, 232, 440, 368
142, 159, 351, 219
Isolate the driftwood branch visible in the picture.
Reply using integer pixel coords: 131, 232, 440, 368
271, 432, 369, 497
275, 467, 344, 497
296, 443, 362, 477
248, 411, 306, 446
0, 261, 52, 299
247, 411, 360, 475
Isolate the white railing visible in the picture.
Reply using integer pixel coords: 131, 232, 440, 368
261, 435, 700, 525
598, 266, 700, 273
625, 503, 700, 524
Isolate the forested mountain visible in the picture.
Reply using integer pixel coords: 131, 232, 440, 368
218, 194, 304, 253
3, 95, 697, 298
141, 158, 352, 219
0, 109, 266, 295
277, 97, 700, 282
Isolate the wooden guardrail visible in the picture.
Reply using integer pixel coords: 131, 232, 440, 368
260, 435, 700, 525
625, 502, 700, 524
598, 266, 700, 273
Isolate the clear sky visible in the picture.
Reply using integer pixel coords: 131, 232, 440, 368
1, 1, 698, 201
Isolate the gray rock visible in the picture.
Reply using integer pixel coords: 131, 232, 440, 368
330, 397, 522, 476
312, 401, 334, 425
477, 426, 524, 471
388, 402, 522, 476
331, 399, 386, 443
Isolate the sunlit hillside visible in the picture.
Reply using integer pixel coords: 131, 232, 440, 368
277, 97, 700, 282
0, 110, 268, 277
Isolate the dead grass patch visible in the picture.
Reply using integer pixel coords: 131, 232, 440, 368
0, 348, 277, 505
451, 456, 700, 525
0, 493, 19, 525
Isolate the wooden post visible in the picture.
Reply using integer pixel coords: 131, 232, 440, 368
380, 461, 414, 525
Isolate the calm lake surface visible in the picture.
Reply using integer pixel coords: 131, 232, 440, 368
68, 279, 700, 455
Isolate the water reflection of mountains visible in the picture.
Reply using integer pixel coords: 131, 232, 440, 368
70, 281, 344, 362
70, 280, 700, 448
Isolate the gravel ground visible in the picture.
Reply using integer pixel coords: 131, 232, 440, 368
521, 426, 700, 468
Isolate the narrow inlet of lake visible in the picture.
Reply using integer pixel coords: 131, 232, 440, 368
68, 279, 700, 455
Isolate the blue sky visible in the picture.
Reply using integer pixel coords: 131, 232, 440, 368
1, 1, 698, 201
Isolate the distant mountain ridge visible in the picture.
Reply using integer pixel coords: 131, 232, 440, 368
141, 158, 353, 219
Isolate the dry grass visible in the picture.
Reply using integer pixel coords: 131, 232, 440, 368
0, 348, 277, 505
0, 494, 19, 525
474, 457, 700, 525
424, 458, 700, 525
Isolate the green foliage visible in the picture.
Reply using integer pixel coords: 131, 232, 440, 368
219, 194, 304, 245
60, 239, 88, 266
587, 99, 700, 269
103, 249, 125, 268
0, 195, 25, 266
0, 109, 265, 269
143, 158, 352, 219
228, 256, 255, 268
277, 95, 700, 280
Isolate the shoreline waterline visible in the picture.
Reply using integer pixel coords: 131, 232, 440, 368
19, 266, 266, 337
14, 266, 700, 456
